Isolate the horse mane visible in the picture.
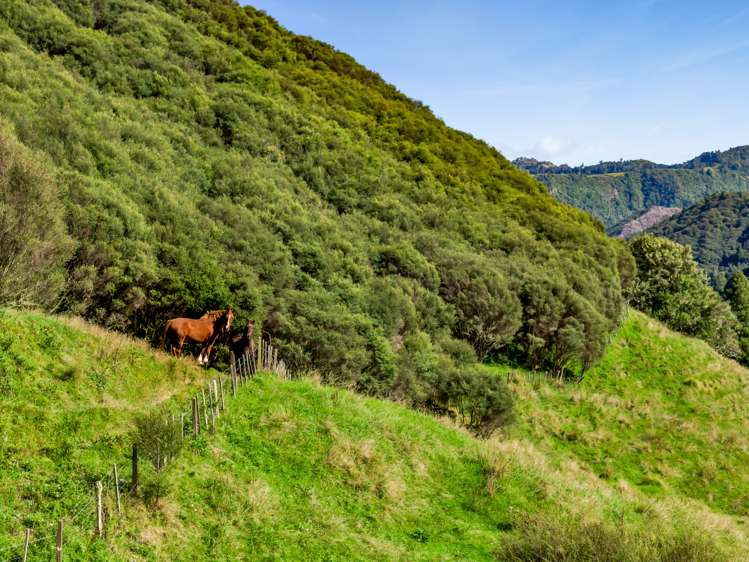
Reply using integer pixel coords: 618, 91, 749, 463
200, 309, 228, 320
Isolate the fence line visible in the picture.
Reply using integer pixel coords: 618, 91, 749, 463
1, 333, 289, 561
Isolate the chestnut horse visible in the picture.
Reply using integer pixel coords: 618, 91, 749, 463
161, 309, 234, 365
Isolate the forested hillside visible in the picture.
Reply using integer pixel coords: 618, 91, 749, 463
515, 147, 749, 228
650, 192, 749, 289
0, 0, 632, 411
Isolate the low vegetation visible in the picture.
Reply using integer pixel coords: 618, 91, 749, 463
0, 308, 216, 559
504, 310, 749, 520
1, 309, 748, 560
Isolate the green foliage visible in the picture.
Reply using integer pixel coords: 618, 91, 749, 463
650, 192, 749, 289
0, 310, 744, 559
629, 234, 739, 357
517, 147, 749, 228
432, 366, 514, 436
431, 248, 521, 360
134, 407, 182, 471
726, 270, 749, 363
0, 124, 72, 307
0, 0, 629, 397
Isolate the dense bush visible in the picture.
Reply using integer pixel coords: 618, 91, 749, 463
0, 0, 632, 421
650, 191, 749, 290
133, 408, 183, 471
432, 367, 514, 436
0, 125, 72, 308
629, 234, 739, 357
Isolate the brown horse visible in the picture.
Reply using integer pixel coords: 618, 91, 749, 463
161, 309, 234, 366
229, 320, 257, 361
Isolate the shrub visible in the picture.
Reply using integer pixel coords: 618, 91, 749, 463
629, 234, 739, 357
433, 368, 514, 436
133, 408, 182, 472
0, 125, 72, 308
726, 270, 749, 363
432, 249, 522, 360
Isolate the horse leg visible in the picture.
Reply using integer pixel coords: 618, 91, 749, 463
174, 337, 185, 358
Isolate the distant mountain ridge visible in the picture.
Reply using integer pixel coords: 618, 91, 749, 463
515, 146, 749, 227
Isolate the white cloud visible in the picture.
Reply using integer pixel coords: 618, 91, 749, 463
527, 135, 578, 161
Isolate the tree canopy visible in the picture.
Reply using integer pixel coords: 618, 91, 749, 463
0, 0, 631, 411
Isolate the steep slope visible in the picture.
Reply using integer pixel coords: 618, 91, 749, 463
0, 310, 743, 561
648, 192, 749, 288
0, 0, 630, 390
515, 147, 749, 228
504, 310, 749, 519
0, 308, 216, 559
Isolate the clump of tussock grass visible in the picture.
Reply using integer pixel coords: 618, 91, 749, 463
259, 405, 297, 436
324, 421, 407, 504
499, 510, 726, 562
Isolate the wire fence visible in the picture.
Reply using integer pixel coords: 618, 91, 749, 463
0, 334, 288, 561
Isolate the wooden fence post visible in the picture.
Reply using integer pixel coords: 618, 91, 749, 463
201, 388, 209, 428
230, 352, 237, 396
130, 444, 139, 494
180, 412, 185, 442
219, 378, 225, 411
192, 397, 199, 436
95, 481, 103, 537
208, 384, 216, 432
113, 464, 121, 513
212, 379, 220, 417
22, 528, 30, 562
257, 335, 262, 371
55, 518, 63, 562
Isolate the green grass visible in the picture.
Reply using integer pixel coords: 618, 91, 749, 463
498, 309, 749, 517
0, 308, 217, 559
1, 309, 746, 560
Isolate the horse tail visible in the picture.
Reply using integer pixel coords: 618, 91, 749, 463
160, 320, 172, 352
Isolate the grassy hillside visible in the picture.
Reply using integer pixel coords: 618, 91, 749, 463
0, 0, 631, 397
0, 308, 216, 559
503, 310, 749, 518
2, 309, 748, 560
515, 147, 749, 228
649, 192, 749, 289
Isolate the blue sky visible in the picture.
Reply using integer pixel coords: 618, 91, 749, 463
243, 1, 749, 165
